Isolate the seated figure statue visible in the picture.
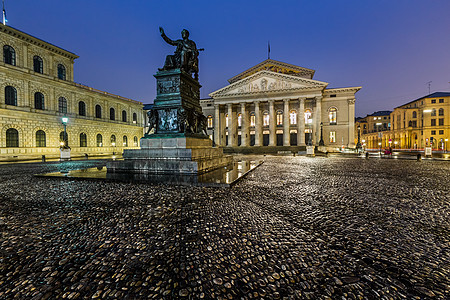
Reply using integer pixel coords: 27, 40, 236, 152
159, 27, 203, 80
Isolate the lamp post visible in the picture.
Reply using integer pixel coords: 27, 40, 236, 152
378, 142, 382, 156
356, 125, 362, 152
319, 122, 324, 146
61, 117, 68, 148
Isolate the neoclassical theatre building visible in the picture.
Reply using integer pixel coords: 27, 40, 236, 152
200, 59, 361, 151
0, 23, 144, 160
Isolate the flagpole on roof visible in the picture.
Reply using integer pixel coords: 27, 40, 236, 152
268, 41, 270, 60
2, 0, 6, 25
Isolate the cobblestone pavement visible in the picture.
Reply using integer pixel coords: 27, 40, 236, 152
0, 156, 448, 299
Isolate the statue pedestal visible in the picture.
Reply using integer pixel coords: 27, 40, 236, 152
306, 146, 315, 156
107, 68, 232, 176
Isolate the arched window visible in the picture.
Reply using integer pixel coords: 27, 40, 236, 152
290, 110, 297, 125
250, 112, 255, 127
60, 131, 69, 147
6, 128, 19, 147
33, 56, 43, 73
329, 107, 337, 124
133, 136, 138, 146
207, 115, 213, 128
79, 101, 86, 116
110, 108, 115, 120
57, 64, 66, 80
58, 97, 67, 114
5, 86, 17, 106
36, 130, 46, 147
3, 45, 16, 66
225, 114, 229, 128
96, 134, 103, 147
123, 135, 128, 147
431, 108, 436, 117
132, 112, 137, 123
412, 111, 417, 118
439, 108, 444, 116
263, 112, 269, 126
95, 104, 102, 118
276, 111, 283, 125
111, 135, 116, 146
80, 133, 87, 147
122, 110, 127, 122
237, 113, 242, 127
34, 92, 45, 110
305, 109, 312, 124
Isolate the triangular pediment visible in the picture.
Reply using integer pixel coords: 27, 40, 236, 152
228, 59, 315, 84
210, 70, 328, 98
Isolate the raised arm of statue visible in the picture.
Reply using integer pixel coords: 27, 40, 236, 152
159, 27, 177, 46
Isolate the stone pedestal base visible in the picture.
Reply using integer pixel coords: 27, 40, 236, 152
306, 146, 315, 156
107, 136, 232, 175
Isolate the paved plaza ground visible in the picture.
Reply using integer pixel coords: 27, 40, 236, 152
0, 156, 448, 299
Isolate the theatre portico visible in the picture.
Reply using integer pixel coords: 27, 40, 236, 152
201, 59, 361, 152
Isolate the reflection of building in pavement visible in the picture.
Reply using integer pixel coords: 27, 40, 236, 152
200, 59, 361, 152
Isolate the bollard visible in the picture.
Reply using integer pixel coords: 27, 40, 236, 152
41, 155, 46, 162
365, 152, 369, 159
417, 153, 421, 161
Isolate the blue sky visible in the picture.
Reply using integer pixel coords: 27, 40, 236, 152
5, 0, 450, 117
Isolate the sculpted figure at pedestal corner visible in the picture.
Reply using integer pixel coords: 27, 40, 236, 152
159, 27, 204, 80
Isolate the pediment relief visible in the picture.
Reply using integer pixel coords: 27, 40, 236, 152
210, 71, 327, 98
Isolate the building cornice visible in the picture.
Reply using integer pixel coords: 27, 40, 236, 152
0, 24, 79, 60
324, 87, 362, 94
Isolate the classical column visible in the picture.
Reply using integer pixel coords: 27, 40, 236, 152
269, 100, 276, 146
240, 103, 249, 147
315, 96, 322, 145
214, 104, 221, 146
220, 109, 226, 146
283, 99, 290, 146
297, 98, 305, 146
348, 98, 356, 147
254, 101, 262, 146
227, 104, 235, 147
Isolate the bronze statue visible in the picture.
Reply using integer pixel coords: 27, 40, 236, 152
146, 109, 158, 134
159, 27, 203, 80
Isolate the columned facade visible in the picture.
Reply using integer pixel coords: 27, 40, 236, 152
201, 59, 361, 151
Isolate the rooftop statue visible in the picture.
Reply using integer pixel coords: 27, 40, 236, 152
159, 27, 203, 80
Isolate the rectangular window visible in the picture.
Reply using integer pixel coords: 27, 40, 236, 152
250, 115, 255, 127
439, 130, 444, 135
439, 119, 444, 126
439, 99, 444, 103
431, 130, 436, 135
329, 131, 336, 143
263, 114, 269, 126
431, 99, 436, 103
431, 119, 436, 126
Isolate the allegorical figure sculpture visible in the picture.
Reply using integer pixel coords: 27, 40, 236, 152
159, 27, 203, 80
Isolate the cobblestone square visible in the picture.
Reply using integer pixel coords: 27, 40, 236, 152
0, 156, 448, 299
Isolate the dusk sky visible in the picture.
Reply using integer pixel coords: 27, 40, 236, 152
5, 0, 450, 117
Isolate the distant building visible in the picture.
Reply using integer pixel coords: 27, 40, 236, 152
200, 59, 361, 151
355, 111, 392, 149
0, 23, 144, 160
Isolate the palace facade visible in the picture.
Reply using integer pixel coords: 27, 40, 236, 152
0, 23, 144, 161
200, 59, 361, 151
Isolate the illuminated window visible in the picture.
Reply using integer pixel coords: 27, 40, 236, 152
329, 107, 337, 124
431, 109, 436, 116
329, 131, 336, 143
276, 111, 283, 125
33, 56, 43, 73
6, 128, 19, 147
133, 113, 137, 123
3, 45, 16, 66
207, 115, 213, 128
263, 111, 269, 126
36, 130, 46, 147
123, 135, 128, 147
250, 112, 255, 127
80, 133, 87, 147
305, 109, 312, 124
96, 134, 103, 147
34, 92, 44, 110
238, 113, 242, 127
290, 110, 297, 125
134, 136, 138, 146
58, 97, 67, 114
57, 64, 66, 80
225, 114, 229, 128
111, 135, 116, 146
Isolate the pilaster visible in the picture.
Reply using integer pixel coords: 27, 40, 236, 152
269, 100, 276, 146
214, 104, 221, 146
240, 102, 249, 147
254, 101, 262, 146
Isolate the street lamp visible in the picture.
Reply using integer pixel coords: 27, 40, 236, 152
319, 122, 325, 146
378, 142, 382, 156
445, 138, 448, 153
356, 125, 362, 151
394, 141, 398, 149
61, 117, 68, 148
